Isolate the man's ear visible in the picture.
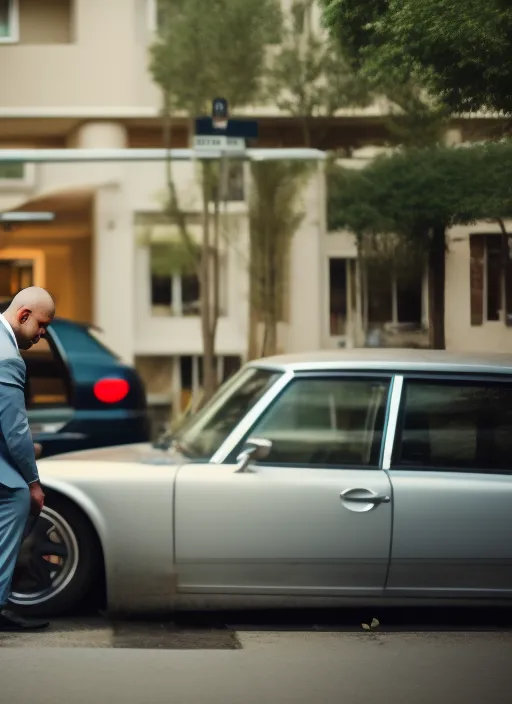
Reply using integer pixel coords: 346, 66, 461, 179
18, 307, 31, 324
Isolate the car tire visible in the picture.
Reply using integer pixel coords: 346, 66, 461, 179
9, 492, 101, 617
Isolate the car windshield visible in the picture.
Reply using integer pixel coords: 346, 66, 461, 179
172, 366, 282, 460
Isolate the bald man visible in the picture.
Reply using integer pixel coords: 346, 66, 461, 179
0, 287, 55, 631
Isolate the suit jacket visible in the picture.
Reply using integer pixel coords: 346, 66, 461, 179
0, 323, 39, 489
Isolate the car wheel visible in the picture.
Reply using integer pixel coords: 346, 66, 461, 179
9, 492, 101, 617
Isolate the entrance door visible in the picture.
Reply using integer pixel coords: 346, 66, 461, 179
175, 374, 394, 596
0, 258, 34, 304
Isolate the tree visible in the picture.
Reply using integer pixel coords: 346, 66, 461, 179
247, 161, 312, 359
321, 0, 512, 116
267, 0, 371, 146
149, 0, 282, 402
329, 141, 512, 348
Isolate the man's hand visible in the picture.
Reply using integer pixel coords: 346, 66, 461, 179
34, 443, 42, 460
29, 481, 45, 516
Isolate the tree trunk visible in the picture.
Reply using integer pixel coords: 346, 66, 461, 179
201, 162, 216, 402
264, 233, 279, 356
428, 224, 446, 349
260, 199, 279, 357
247, 229, 260, 360
301, 117, 312, 148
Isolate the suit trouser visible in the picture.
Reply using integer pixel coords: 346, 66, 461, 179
0, 483, 30, 607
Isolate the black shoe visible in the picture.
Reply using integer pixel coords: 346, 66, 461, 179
0, 608, 49, 631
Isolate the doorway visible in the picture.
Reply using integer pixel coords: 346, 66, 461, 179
0, 259, 34, 305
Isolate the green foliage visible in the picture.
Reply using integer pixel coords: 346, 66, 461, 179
321, 0, 512, 115
150, 241, 200, 277
150, 0, 283, 114
383, 85, 450, 148
248, 160, 313, 355
249, 160, 312, 304
328, 141, 512, 246
267, 0, 371, 127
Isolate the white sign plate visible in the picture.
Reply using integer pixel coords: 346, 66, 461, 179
193, 136, 246, 152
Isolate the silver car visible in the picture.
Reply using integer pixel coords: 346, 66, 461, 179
11, 349, 512, 616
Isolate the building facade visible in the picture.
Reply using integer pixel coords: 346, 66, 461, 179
0, 0, 511, 429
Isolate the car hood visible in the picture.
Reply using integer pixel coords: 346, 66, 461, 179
40, 442, 187, 466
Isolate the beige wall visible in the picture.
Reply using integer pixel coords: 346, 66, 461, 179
445, 223, 512, 353
0, 0, 159, 109
0, 0, 390, 116
286, 164, 326, 353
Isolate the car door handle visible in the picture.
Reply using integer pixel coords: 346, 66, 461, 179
340, 489, 391, 504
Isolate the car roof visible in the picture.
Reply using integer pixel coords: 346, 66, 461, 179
249, 349, 512, 376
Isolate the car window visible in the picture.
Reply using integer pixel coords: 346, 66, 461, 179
393, 378, 512, 472
173, 367, 282, 460
22, 337, 70, 409
242, 376, 391, 468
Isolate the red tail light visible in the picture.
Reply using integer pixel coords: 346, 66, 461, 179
93, 378, 130, 404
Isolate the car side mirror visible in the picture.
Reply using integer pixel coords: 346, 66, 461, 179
235, 437, 272, 473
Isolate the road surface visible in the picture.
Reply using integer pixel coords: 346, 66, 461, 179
1, 610, 511, 704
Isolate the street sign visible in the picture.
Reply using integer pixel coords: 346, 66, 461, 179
194, 117, 258, 139
193, 135, 246, 154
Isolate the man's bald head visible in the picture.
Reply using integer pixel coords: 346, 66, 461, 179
3, 286, 56, 350
10, 287, 55, 317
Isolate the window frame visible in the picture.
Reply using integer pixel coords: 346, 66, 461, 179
366, 264, 427, 329
221, 371, 396, 471
0, 0, 19, 44
469, 232, 512, 327
0, 161, 36, 191
149, 244, 227, 318
327, 256, 350, 339
390, 372, 512, 476
483, 234, 503, 323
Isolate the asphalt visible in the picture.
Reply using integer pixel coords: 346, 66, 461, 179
1, 628, 511, 704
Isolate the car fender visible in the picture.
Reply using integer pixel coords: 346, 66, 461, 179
38, 458, 181, 615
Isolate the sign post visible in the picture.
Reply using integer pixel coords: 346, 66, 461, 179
193, 97, 259, 158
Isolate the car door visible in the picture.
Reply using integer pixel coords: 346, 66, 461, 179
175, 373, 395, 596
386, 374, 512, 597
23, 330, 78, 454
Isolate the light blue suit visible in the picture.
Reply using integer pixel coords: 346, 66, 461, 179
0, 322, 39, 607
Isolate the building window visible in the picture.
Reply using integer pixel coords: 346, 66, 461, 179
393, 379, 512, 473
0, 259, 33, 302
150, 243, 227, 317
470, 233, 512, 326
0, 162, 24, 180
365, 260, 423, 327
147, 0, 168, 34
223, 355, 242, 382
150, 243, 201, 317
210, 162, 245, 203
178, 354, 242, 411
0, 0, 18, 42
150, 271, 201, 317
329, 258, 348, 336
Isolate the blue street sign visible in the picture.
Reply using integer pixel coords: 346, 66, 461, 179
195, 117, 258, 139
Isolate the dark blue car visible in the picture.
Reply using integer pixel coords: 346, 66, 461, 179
19, 317, 149, 458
